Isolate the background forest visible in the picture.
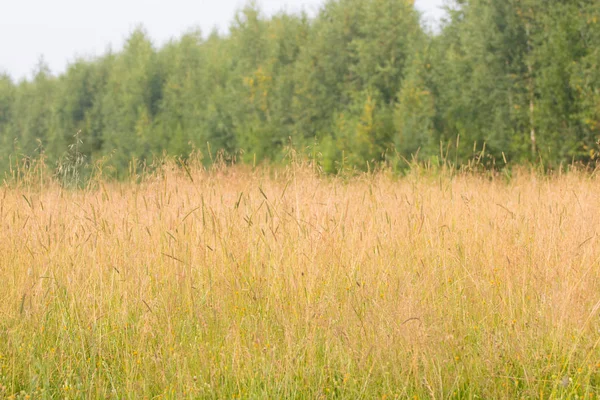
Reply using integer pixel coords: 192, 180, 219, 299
1, 0, 599, 176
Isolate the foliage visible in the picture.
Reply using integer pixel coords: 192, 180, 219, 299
0, 0, 599, 176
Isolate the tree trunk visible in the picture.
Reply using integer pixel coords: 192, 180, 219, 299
526, 22, 536, 159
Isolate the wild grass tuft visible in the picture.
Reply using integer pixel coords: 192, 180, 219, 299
0, 159, 599, 398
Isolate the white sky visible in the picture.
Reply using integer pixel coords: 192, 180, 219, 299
0, 0, 446, 82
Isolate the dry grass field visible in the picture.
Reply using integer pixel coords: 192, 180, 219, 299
0, 162, 599, 399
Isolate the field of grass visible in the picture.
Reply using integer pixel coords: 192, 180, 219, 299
0, 162, 599, 399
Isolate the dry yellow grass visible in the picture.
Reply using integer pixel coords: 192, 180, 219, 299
0, 163, 599, 398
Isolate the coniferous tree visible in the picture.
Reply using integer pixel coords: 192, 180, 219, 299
0, 0, 598, 175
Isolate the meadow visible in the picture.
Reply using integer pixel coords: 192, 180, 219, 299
0, 161, 599, 399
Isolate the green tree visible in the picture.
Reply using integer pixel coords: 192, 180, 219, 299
394, 54, 436, 159
100, 28, 163, 173
11, 60, 56, 159
0, 73, 16, 171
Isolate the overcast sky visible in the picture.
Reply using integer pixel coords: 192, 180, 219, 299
0, 0, 446, 82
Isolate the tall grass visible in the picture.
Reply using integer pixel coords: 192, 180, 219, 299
0, 161, 599, 399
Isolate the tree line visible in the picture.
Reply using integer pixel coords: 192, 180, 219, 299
0, 0, 599, 177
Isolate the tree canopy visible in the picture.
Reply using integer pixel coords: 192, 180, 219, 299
1, 0, 599, 177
